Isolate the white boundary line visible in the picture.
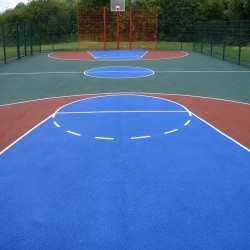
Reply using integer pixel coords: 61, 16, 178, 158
84, 66, 155, 79
1, 92, 249, 107
88, 50, 148, 61
86, 51, 98, 59
0, 115, 52, 155
0, 72, 83, 76
140, 50, 149, 58
192, 113, 250, 153
1, 70, 250, 76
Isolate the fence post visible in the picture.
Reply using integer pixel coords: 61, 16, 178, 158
129, 7, 132, 50
155, 7, 158, 50
16, 23, 20, 59
103, 7, 106, 51
24, 24, 27, 56
39, 25, 42, 53
223, 21, 227, 60
238, 20, 243, 65
201, 25, 203, 53
30, 24, 33, 55
210, 25, 213, 56
2, 23, 7, 64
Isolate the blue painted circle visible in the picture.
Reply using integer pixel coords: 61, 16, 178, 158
84, 66, 154, 79
52, 95, 192, 140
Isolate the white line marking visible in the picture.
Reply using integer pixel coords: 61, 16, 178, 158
87, 51, 98, 59
1, 70, 249, 77
52, 94, 192, 140
0, 72, 83, 76
53, 121, 60, 128
192, 113, 250, 152
95, 137, 115, 140
184, 120, 191, 126
1, 93, 248, 153
0, 116, 52, 155
57, 110, 188, 114
164, 129, 178, 134
66, 130, 81, 136
141, 50, 149, 58
1, 92, 249, 107
131, 136, 151, 140
155, 70, 250, 73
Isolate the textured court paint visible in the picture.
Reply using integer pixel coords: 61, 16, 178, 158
1, 52, 250, 105
48, 50, 187, 61
87, 50, 148, 61
0, 93, 249, 152
0, 96, 249, 249
84, 66, 154, 79
51, 95, 191, 140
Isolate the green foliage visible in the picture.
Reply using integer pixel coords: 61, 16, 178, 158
0, 0, 249, 25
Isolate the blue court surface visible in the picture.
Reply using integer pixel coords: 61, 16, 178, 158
88, 50, 148, 60
84, 66, 154, 79
0, 94, 250, 249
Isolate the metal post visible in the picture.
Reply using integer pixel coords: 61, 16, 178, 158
130, 7, 132, 50
222, 21, 226, 60
201, 25, 203, 53
30, 24, 33, 55
77, 8, 80, 50
104, 7, 106, 50
210, 25, 213, 56
116, 8, 120, 50
39, 25, 42, 53
24, 24, 27, 56
238, 20, 243, 65
155, 8, 158, 50
2, 23, 7, 64
16, 23, 20, 59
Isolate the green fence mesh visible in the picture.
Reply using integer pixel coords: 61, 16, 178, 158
194, 20, 250, 67
1, 19, 250, 67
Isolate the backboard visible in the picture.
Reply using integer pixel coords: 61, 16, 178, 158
111, 0, 125, 11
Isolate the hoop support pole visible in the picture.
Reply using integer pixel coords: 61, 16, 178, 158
156, 7, 158, 50
116, 8, 120, 49
104, 7, 106, 50
130, 7, 132, 50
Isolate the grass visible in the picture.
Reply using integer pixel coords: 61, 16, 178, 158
1, 40, 250, 66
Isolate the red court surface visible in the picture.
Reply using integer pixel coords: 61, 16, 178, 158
48, 50, 188, 61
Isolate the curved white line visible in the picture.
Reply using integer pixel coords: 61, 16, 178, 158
1, 92, 249, 107
52, 94, 192, 140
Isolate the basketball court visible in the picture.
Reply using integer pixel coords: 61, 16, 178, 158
0, 1, 250, 249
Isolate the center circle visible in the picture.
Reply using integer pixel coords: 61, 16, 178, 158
84, 66, 154, 79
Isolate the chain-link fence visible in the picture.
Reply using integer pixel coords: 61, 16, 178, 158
194, 20, 250, 67
0, 23, 41, 64
1, 19, 250, 67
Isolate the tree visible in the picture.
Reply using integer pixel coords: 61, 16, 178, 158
227, 0, 250, 19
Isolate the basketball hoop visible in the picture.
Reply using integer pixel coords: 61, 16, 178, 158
111, 0, 125, 11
